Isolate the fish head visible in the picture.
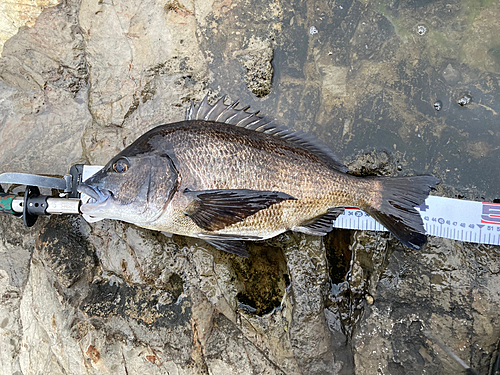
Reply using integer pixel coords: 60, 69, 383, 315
78, 151, 179, 225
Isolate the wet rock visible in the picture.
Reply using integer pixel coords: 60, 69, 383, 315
318, 65, 348, 99
460, 1, 500, 73
204, 312, 287, 374
17, 253, 194, 374
442, 63, 461, 84
80, 280, 192, 349
231, 243, 289, 316
35, 216, 95, 288
235, 37, 274, 97
14, 219, 294, 374
324, 229, 353, 285
350, 11, 398, 64
352, 236, 500, 374
347, 150, 399, 177
467, 141, 492, 159
282, 234, 344, 374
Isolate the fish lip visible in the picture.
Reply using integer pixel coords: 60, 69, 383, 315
77, 183, 112, 212
77, 182, 110, 201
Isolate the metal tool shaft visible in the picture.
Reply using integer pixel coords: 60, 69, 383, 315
11, 197, 80, 215
0, 173, 71, 192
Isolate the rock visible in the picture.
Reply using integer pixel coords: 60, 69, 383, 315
0, 0, 90, 175
13, 218, 347, 374
234, 36, 274, 97
346, 150, 398, 177
0, 216, 38, 375
79, 0, 207, 128
1, 0, 500, 374
352, 235, 500, 374
35, 216, 94, 288
460, 1, 500, 73
282, 234, 343, 374
0, 267, 25, 375
318, 65, 348, 99
0, 0, 60, 56
442, 63, 461, 84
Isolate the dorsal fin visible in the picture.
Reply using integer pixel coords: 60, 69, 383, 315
185, 95, 348, 172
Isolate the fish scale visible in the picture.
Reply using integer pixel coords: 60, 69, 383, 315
172, 125, 353, 200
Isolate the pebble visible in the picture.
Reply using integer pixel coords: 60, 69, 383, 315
458, 94, 472, 106
417, 25, 427, 35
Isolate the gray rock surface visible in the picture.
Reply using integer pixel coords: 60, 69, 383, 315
1, 0, 500, 374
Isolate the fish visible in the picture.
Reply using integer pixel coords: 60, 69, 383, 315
78, 96, 439, 257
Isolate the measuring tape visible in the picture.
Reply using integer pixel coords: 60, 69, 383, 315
334, 196, 500, 246
82, 166, 500, 246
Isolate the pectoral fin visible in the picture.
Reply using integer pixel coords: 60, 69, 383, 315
292, 207, 344, 236
184, 189, 296, 231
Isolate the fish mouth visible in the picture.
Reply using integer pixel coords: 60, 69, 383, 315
77, 183, 112, 214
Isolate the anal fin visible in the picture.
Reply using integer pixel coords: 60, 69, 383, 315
292, 207, 344, 236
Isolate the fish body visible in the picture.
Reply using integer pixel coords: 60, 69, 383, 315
79, 97, 438, 256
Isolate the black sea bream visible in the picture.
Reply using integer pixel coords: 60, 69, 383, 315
78, 96, 439, 256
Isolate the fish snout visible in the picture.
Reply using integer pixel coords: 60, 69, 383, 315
77, 183, 112, 210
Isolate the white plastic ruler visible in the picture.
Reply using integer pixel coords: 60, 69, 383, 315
333, 196, 500, 246
82, 166, 500, 246
81, 165, 106, 223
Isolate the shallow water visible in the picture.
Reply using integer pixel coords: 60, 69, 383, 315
206, 0, 500, 201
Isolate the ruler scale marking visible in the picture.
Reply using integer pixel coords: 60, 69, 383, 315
333, 195, 500, 246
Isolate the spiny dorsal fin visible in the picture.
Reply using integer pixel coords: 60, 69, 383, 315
186, 95, 349, 172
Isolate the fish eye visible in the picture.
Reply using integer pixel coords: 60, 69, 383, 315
112, 158, 130, 173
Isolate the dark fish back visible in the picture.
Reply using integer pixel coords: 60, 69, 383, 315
135, 120, 340, 199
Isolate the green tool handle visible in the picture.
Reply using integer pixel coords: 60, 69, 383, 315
0, 192, 18, 215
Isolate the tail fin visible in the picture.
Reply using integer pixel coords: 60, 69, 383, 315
365, 176, 439, 250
